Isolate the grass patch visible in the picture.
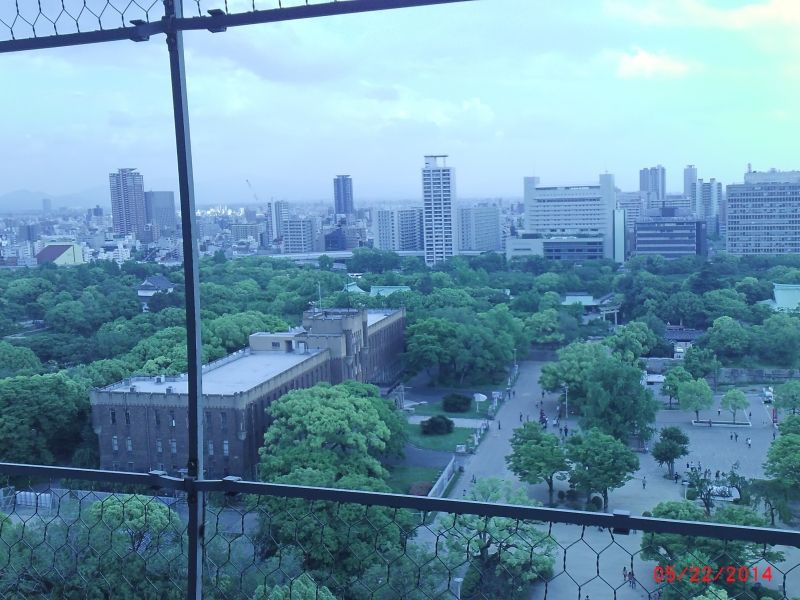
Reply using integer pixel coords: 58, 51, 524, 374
411, 400, 490, 420
385, 465, 442, 495
405, 423, 474, 452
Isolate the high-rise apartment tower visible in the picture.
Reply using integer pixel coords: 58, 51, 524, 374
422, 155, 455, 266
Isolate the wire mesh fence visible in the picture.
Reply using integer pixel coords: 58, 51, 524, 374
1, 470, 798, 599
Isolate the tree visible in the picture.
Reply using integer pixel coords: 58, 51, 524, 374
651, 427, 689, 477
749, 478, 794, 527
254, 574, 336, 600
704, 316, 750, 361
662, 366, 692, 409
720, 388, 749, 423
751, 313, 800, 366
678, 378, 713, 422
779, 414, 800, 435
259, 383, 400, 482
525, 308, 564, 344
682, 346, 721, 382
603, 321, 658, 363
539, 342, 608, 412
764, 433, 800, 489
506, 424, 568, 505
0, 341, 42, 378
565, 428, 639, 509
775, 380, 800, 415
441, 479, 554, 599
580, 354, 658, 443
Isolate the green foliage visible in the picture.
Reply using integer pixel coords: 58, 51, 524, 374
565, 428, 639, 508
506, 423, 568, 504
253, 574, 336, 600
525, 308, 564, 344
704, 316, 750, 360
720, 388, 749, 423
678, 378, 714, 421
764, 434, 800, 489
420, 414, 455, 435
603, 321, 658, 363
580, 354, 658, 442
775, 380, 800, 415
441, 479, 555, 598
651, 427, 690, 476
538, 342, 608, 411
662, 366, 693, 408
442, 393, 472, 412
682, 346, 721, 380
0, 341, 42, 378
779, 414, 800, 435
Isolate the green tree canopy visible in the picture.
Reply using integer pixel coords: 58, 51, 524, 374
662, 366, 693, 409
0, 341, 42, 378
720, 388, 749, 423
704, 316, 750, 360
764, 433, 800, 489
506, 424, 568, 504
775, 380, 800, 415
678, 378, 714, 421
565, 428, 639, 509
651, 426, 690, 477
539, 342, 608, 412
603, 321, 658, 363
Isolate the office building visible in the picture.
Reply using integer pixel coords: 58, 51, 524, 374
692, 178, 722, 235
457, 204, 502, 251
616, 192, 646, 232
230, 223, 261, 242
422, 155, 455, 266
333, 175, 354, 216
272, 201, 289, 239
90, 308, 405, 479
726, 169, 800, 255
633, 207, 707, 259
144, 191, 177, 238
375, 208, 424, 251
639, 165, 666, 203
109, 168, 147, 239
42, 198, 52, 214
283, 217, 315, 253
683, 165, 698, 199
513, 173, 621, 262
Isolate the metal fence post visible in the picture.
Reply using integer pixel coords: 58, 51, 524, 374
163, 0, 204, 597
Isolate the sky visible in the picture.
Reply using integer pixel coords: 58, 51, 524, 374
1, 0, 799, 206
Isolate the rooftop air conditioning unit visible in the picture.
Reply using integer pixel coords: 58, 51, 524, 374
155, 376, 163, 384
166, 386, 174, 394
129, 385, 137, 392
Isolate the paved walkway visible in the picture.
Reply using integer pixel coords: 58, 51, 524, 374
406, 415, 487, 428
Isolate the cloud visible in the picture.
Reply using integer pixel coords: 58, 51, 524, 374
603, 0, 800, 29
613, 48, 691, 78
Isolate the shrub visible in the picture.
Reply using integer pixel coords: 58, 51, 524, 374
686, 489, 699, 501
589, 495, 604, 510
642, 511, 652, 517
557, 490, 566, 501
565, 489, 578, 501
420, 415, 455, 435
409, 482, 432, 496
442, 393, 472, 413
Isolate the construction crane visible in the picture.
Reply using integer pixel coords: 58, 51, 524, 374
245, 179, 259, 204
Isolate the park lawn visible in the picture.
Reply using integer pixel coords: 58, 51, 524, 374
385, 465, 442, 495
411, 400, 490, 420
405, 423, 474, 452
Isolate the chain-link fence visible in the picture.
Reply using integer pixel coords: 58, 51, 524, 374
1, 465, 798, 599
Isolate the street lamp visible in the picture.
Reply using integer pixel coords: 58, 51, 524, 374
454, 577, 464, 599
562, 383, 569, 421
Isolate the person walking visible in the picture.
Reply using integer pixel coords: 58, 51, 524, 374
773, 429, 777, 440
642, 476, 647, 490
519, 412, 523, 423
734, 432, 738, 442
730, 432, 734, 441
564, 425, 569, 436
498, 421, 502, 430
622, 566, 627, 582
747, 437, 752, 448
718, 408, 721, 416
630, 569, 636, 589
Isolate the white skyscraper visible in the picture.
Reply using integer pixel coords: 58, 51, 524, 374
692, 178, 722, 235
375, 208, 423, 251
457, 204, 502, 251
639, 165, 666, 203
422, 155, 455, 266
683, 165, 698, 199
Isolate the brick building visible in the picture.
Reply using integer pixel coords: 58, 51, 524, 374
90, 308, 405, 479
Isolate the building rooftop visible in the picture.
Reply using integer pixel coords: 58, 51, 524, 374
35, 244, 73, 263
369, 285, 411, 297
103, 348, 325, 396
367, 311, 396, 327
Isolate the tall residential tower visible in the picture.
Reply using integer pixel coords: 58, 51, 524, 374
422, 155, 455, 266
109, 168, 146, 239
333, 175, 354, 216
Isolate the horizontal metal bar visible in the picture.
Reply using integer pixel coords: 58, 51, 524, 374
177, 0, 476, 32
0, 20, 165, 54
2, 462, 798, 548
0, 0, 473, 54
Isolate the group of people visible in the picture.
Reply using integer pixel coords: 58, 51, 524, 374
622, 566, 637, 588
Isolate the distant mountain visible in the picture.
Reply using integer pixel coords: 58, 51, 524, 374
0, 188, 109, 213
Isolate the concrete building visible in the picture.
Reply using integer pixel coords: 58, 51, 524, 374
683, 165, 698, 199
283, 218, 315, 253
511, 173, 622, 262
230, 223, 261, 242
333, 175, 354, 216
144, 191, 177, 238
422, 155, 455, 266
110, 168, 147, 240
727, 169, 800, 255
633, 208, 708, 259
375, 208, 424, 251
457, 204, 502, 251
616, 192, 646, 232
272, 201, 289, 239
90, 308, 405, 479
692, 178, 722, 236
640, 165, 666, 203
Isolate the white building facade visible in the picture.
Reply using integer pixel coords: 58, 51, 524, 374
422, 155, 455, 266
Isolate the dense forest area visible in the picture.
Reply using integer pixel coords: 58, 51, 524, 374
3, 248, 800, 468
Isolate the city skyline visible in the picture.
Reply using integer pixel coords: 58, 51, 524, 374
1, 0, 798, 205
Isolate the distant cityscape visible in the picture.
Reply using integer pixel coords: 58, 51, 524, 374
2, 158, 800, 268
